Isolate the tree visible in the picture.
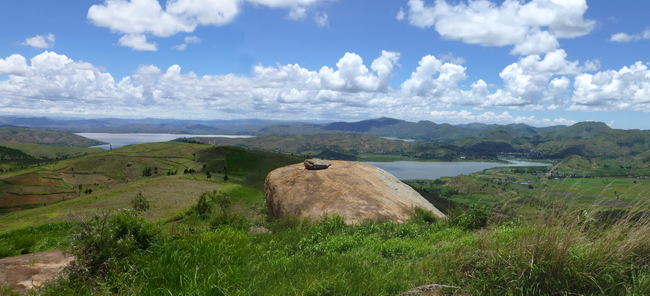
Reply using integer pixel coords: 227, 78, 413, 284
206, 170, 212, 179
195, 193, 211, 219
223, 174, 229, 182
131, 191, 150, 213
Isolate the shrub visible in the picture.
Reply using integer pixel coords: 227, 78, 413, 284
448, 203, 490, 230
194, 193, 212, 219
409, 207, 439, 224
65, 210, 159, 280
130, 191, 150, 213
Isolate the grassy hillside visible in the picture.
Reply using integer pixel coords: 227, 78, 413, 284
179, 133, 476, 161
0, 126, 106, 147
0, 142, 104, 159
0, 142, 305, 232
1, 140, 650, 294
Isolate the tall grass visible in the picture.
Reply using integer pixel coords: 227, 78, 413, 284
36, 181, 650, 295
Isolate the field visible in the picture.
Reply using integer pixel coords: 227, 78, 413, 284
4, 140, 650, 295
0, 142, 304, 233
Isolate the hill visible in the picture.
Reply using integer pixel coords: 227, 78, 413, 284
0, 126, 106, 147
0, 146, 33, 161
0, 141, 305, 231
176, 133, 474, 161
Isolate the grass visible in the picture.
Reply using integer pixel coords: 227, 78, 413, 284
0, 143, 104, 159
0, 221, 76, 258
33, 199, 650, 295
4, 146, 650, 294
0, 176, 224, 233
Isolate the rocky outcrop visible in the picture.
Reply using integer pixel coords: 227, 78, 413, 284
0, 250, 73, 294
264, 160, 446, 224
303, 159, 331, 170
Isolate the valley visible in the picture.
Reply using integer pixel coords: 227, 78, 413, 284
2, 118, 650, 295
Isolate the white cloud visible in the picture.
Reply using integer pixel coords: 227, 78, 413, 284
610, 32, 635, 43
0, 52, 134, 112
429, 110, 576, 126
88, 0, 331, 50
479, 49, 597, 109
396, 8, 405, 21
1, 50, 645, 124
287, 6, 307, 20
314, 13, 328, 27
0, 54, 32, 76
400, 0, 595, 55
173, 36, 201, 50
570, 62, 650, 111
118, 34, 158, 51
609, 29, 650, 42
318, 51, 400, 92
21, 33, 55, 49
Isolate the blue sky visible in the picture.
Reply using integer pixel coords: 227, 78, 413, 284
1, 0, 650, 129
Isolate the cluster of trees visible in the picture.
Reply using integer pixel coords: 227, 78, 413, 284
0, 146, 33, 160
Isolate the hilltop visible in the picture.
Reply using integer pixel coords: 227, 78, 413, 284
0, 136, 650, 295
0, 126, 105, 147
0, 141, 305, 231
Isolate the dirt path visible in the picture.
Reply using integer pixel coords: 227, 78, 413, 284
0, 250, 73, 294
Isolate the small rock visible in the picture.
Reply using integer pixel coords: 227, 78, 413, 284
304, 159, 331, 170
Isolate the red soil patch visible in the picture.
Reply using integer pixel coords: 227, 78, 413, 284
41, 178, 61, 186
60, 173, 114, 185
0, 193, 77, 207
3, 173, 41, 186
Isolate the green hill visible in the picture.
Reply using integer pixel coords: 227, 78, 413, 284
0, 126, 106, 147
177, 133, 470, 161
0, 142, 305, 232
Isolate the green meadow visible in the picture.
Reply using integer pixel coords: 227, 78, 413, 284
2, 141, 650, 295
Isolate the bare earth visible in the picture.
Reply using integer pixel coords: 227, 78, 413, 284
0, 250, 73, 294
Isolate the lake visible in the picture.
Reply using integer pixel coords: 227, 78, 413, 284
365, 160, 550, 180
76, 133, 254, 149
77, 133, 550, 180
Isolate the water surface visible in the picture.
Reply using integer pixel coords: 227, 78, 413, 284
76, 133, 254, 149
364, 160, 550, 180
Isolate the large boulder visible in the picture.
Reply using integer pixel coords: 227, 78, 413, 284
264, 160, 446, 224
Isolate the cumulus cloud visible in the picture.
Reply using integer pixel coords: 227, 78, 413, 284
88, 0, 331, 50
118, 34, 158, 51
0, 54, 32, 76
21, 33, 56, 49
1, 50, 645, 124
570, 62, 650, 111
429, 110, 576, 126
399, 0, 595, 55
479, 49, 598, 109
173, 36, 201, 50
609, 29, 650, 42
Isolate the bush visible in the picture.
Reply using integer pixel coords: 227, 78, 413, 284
448, 204, 490, 230
194, 193, 212, 219
130, 191, 150, 213
410, 207, 439, 224
65, 210, 159, 279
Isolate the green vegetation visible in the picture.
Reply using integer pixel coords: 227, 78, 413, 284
26, 198, 650, 295
0, 126, 106, 147
4, 126, 650, 294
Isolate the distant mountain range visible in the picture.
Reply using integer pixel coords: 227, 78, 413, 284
0, 126, 106, 147
0, 116, 620, 141
4, 116, 650, 162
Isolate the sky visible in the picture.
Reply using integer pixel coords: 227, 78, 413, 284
1, 0, 650, 129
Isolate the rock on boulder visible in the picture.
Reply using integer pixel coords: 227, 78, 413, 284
264, 160, 446, 224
